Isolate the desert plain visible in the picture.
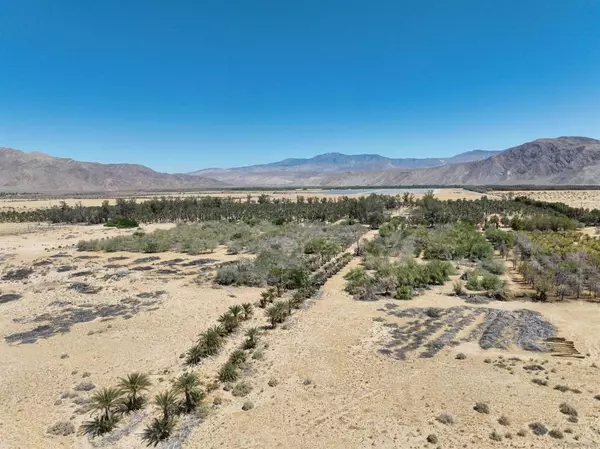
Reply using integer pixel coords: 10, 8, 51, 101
1, 191, 600, 449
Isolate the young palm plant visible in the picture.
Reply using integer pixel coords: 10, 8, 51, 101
218, 362, 239, 383
80, 387, 124, 437
198, 326, 224, 356
228, 349, 246, 368
185, 343, 207, 366
217, 312, 239, 334
119, 372, 151, 412
140, 416, 176, 447
174, 372, 204, 413
80, 415, 119, 437
241, 302, 254, 320
228, 304, 243, 320
265, 301, 288, 328
243, 326, 260, 349
154, 389, 179, 420
90, 387, 124, 421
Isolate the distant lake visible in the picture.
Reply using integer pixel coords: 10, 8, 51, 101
318, 188, 435, 195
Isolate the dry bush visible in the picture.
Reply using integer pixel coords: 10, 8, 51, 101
436, 413, 454, 425
474, 402, 490, 414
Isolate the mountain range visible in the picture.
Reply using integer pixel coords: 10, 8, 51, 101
1, 137, 599, 192
0, 147, 223, 193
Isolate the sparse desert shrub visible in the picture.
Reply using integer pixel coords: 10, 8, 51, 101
268, 378, 279, 387
436, 413, 454, 425
241, 401, 254, 411
529, 422, 548, 436
218, 362, 239, 383
474, 402, 490, 414
554, 384, 570, 393
559, 402, 578, 417
426, 434, 438, 444
395, 285, 413, 300
489, 431, 503, 442
594, 394, 600, 401
140, 417, 176, 446
452, 280, 464, 296
516, 429, 527, 437
532, 378, 548, 386
498, 415, 511, 426
47, 421, 75, 436
455, 353, 467, 360
479, 259, 506, 275
568, 416, 579, 423
232, 381, 253, 397
548, 429, 564, 439
481, 274, 503, 291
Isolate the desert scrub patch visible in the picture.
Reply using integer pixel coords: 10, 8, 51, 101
474, 402, 490, 414
489, 431, 503, 442
232, 381, 253, 397
436, 413, 454, 425
528, 422, 548, 436
548, 429, 564, 439
498, 415, 511, 426
559, 402, 577, 416
241, 401, 254, 411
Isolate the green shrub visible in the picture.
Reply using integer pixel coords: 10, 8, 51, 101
104, 216, 139, 229
395, 285, 413, 300
481, 274, 503, 290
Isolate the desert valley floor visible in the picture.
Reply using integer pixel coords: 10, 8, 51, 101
2, 213, 600, 449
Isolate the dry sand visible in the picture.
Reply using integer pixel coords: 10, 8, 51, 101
1, 224, 600, 448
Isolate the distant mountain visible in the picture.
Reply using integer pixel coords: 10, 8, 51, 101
190, 137, 600, 187
312, 137, 600, 186
0, 148, 224, 193
190, 149, 500, 185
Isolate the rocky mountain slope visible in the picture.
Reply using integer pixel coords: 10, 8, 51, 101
319, 136, 600, 187
0, 148, 223, 193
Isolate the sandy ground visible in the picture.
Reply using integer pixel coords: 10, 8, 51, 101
0, 188, 485, 211
491, 190, 600, 209
2, 225, 600, 448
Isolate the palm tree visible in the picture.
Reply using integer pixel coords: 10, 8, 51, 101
198, 326, 224, 356
79, 415, 118, 437
174, 372, 204, 413
185, 343, 206, 366
243, 327, 260, 349
90, 387, 124, 421
241, 302, 254, 320
228, 349, 246, 368
217, 312, 239, 334
218, 362, 239, 383
140, 417, 176, 447
119, 372, 151, 412
265, 301, 288, 328
154, 389, 178, 420
228, 304, 243, 320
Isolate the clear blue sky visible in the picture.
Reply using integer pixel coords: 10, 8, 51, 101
1, 0, 599, 172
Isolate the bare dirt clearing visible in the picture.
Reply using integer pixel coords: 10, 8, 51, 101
491, 190, 600, 209
2, 224, 600, 448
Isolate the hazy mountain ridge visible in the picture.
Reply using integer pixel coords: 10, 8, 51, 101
190, 137, 600, 187
0, 147, 224, 193
192, 149, 499, 175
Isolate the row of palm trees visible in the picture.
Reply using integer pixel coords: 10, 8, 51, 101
79, 371, 203, 445
79, 239, 357, 445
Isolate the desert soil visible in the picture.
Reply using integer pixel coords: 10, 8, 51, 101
491, 190, 600, 209
1, 223, 600, 448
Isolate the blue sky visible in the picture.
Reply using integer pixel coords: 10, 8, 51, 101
1, 0, 599, 172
